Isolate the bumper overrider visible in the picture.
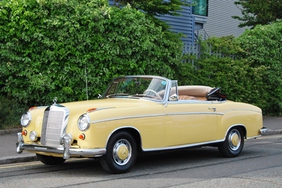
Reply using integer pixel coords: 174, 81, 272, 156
16, 133, 106, 159
260, 127, 268, 134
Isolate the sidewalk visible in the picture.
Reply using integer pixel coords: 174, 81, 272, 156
0, 117, 281, 165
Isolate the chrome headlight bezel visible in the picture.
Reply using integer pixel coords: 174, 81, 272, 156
29, 131, 38, 141
77, 114, 90, 131
20, 112, 31, 127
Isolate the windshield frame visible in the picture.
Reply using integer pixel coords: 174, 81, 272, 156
102, 75, 172, 102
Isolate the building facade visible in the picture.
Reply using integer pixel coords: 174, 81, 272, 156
203, 0, 246, 38
108, 0, 246, 45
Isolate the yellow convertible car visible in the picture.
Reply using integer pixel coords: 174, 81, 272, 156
17, 75, 267, 173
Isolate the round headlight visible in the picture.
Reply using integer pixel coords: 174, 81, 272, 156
29, 131, 38, 141
20, 112, 31, 127
78, 114, 90, 131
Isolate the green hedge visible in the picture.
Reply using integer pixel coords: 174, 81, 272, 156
1, 0, 282, 128
0, 96, 26, 129
0, 0, 183, 106
236, 21, 282, 115
179, 24, 282, 116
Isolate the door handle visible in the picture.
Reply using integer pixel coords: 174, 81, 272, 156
208, 107, 216, 112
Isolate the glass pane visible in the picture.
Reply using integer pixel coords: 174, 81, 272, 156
192, 0, 208, 16
104, 76, 167, 100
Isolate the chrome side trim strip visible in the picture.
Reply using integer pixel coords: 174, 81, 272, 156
247, 135, 261, 139
91, 112, 223, 124
143, 139, 225, 152
91, 114, 164, 124
165, 112, 224, 116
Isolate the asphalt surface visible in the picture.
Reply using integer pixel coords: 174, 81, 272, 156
0, 116, 281, 165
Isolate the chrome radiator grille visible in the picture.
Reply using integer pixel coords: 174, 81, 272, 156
41, 105, 69, 147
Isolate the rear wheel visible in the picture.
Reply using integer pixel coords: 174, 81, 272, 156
36, 154, 65, 165
218, 127, 244, 157
100, 132, 137, 174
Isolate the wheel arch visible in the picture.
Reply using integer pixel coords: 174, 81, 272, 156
106, 126, 142, 152
225, 124, 247, 139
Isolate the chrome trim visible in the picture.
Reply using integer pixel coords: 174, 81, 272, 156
247, 135, 261, 139
21, 112, 32, 127
16, 132, 23, 154
53, 97, 58, 104
16, 132, 106, 158
77, 114, 91, 131
94, 107, 115, 112
143, 139, 225, 152
92, 112, 223, 124
62, 134, 72, 159
165, 112, 224, 116
91, 114, 164, 124
168, 100, 223, 104
41, 104, 69, 147
260, 127, 268, 134
102, 75, 171, 103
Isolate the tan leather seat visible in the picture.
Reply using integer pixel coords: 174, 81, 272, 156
178, 86, 213, 101
178, 95, 197, 100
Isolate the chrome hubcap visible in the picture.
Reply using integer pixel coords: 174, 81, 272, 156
112, 139, 132, 166
228, 129, 241, 151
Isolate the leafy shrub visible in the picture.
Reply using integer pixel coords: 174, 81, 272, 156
0, 0, 183, 106
236, 21, 282, 115
178, 36, 267, 113
0, 95, 27, 129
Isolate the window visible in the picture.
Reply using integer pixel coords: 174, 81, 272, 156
192, 0, 208, 16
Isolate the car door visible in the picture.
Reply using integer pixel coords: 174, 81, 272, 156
163, 100, 222, 147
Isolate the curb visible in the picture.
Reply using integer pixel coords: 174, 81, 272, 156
0, 128, 21, 135
262, 130, 282, 135
0, 155, 37, 165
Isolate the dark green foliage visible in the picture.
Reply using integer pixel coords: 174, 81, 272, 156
0, 0, 183, 106
180, 23, 282, 115
0, 95, 27, 129
236, 21, 282, 114
1, 0, 282, 129
233, 0, 282, 28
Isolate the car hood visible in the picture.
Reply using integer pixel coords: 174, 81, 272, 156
57, 98, 159, 114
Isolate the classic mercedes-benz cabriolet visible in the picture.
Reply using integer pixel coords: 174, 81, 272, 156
17, 75, 267, 173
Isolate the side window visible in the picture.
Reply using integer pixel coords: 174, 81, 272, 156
192, 0, 208, 16
169, 80, 178, 101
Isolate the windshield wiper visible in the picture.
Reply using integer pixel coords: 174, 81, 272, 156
107, 93, 130, 98
131, 94, 154, 98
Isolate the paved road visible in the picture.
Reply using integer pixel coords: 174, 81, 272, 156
0, 135, 281, 188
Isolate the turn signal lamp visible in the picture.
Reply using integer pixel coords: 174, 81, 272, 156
28, 106, 37, 111
22, 130, 27, 136
87, 108, 96, 113
78, 133, 85, 140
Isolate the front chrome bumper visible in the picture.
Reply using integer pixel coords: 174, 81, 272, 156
260, 127, 268, 134
16, 133, 106, 159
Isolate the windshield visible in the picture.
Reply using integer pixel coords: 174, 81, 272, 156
103, 76, 168, 101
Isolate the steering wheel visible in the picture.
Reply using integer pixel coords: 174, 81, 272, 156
143, 89, 162, 100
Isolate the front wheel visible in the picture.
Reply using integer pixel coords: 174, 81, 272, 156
100, 132, 137, 174
218, 127, 244, 157
36, 154, 65, 165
